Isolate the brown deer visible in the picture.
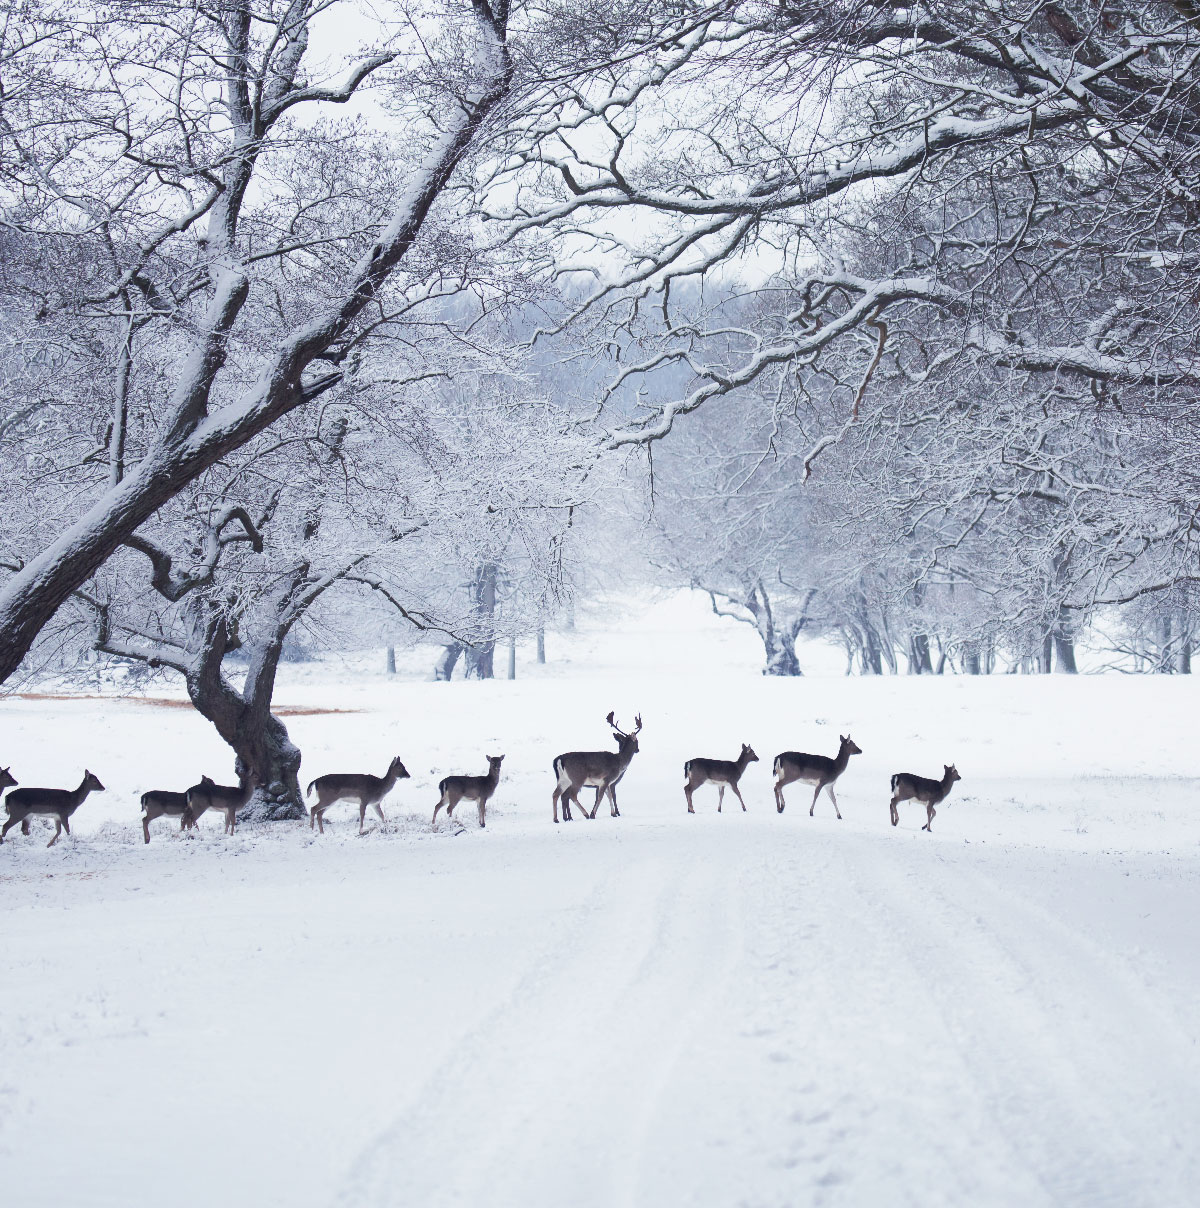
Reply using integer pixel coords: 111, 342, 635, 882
889, 765, 961, 832
186, 769, 256, 835
683, 744, 758, 813
552, 712, 642, 823
1, 769, 104, 847
140, 777, 212, 843
432, 755, 504, 829
307, 756, 410, 834
774, 735, 862, 817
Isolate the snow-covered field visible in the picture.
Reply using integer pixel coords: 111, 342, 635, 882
2, 595, 1199, 1207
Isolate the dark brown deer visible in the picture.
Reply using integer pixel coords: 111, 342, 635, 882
889, 765, 961, 832
186, 769, 256, 835
432, 755, 503, 829
774, 735, 862, 817
683, 744, 758, 813
307, 756, 410, 834
1, 769, 104, 846
140, 777, 212, 843
552, 712, 642, 823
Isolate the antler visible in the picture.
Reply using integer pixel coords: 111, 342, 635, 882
607, 711, 642, 737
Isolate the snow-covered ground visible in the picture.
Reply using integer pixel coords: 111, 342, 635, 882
2, 594, 1199, 1206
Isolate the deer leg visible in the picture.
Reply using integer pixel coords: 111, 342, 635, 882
587, 787, 602, 820
923, 804, 935, 832
827, 784, 842, 821
358, 798, 368, 835
477, 797, 486, 829
731, 783, 748, 812
552, 786, 562, 824
0, 815, 17, 842
608, 783, 620, 818
561, 788, 576, 822
21, 818, 30, 835
889, 795, 900, 827
432, 793, 447, 828
809, 782, 822, 817
143, 817, 152, 844
775, 781, 786, 813
717, 784, 725, 813
685, 781, 696, 814
373, 801, 387, 825
47, 818, 63, 848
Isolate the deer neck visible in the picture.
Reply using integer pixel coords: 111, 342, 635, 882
70, 778, 92, 810
833, 744, 851, 774
381, 765, 400, 792
735, 749, 752, 774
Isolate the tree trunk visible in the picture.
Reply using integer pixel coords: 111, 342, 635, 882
962, 640, 981, 675
434, 642, 464, 681
763, 633, 802, 675
386, 645, 396, 675
465, 562, 497, 679
1052, 608, 1078, 674
536, 627, 545, 664
183, 605, 305, 821
908, 633, 933, 674
507, 638, 516, 680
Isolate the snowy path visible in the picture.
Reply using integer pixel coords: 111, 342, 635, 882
335, 821, 1200, 1208
4, 806, 1195, 1207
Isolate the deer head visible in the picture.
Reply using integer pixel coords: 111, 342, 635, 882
607, 711, 642, 754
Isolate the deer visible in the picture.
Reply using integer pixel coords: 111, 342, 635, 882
773, 734, 862, 817
140, 777, 213, 843
432, 755, 504, 829
1, 769, 104, 847
552, 712, 642, 823
889, 764, 961, 832
307, 756, 410, 834
186, 768, 256, 835
683, 744, 758, 814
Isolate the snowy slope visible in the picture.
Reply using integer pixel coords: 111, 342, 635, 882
1, 593, 1198, 1207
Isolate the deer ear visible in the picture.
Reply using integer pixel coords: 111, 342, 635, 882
606, 711, 615, 725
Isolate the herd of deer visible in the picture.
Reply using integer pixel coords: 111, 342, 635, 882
0, 711, 962, 848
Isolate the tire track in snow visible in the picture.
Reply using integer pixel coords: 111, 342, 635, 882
336, 828, 739, 1208
842, 839, 1200, 1207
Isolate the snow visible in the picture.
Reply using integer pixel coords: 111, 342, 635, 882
2, 593, 1199, 1206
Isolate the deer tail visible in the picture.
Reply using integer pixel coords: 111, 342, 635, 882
890, 774, 900, 793
773, 755, 782, 777
306, 779, 318, 798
